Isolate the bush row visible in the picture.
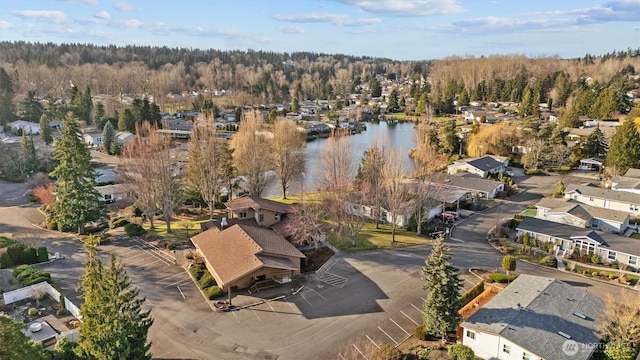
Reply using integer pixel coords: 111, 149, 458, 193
14, 265, 52, 286
124, 223, 146, 237
188, 264, 224, 300
0, 244, 49, 269
487, 273, 518, 283
460, 281, 484, 306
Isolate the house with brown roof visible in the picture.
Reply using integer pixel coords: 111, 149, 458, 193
191, 196, 305, 292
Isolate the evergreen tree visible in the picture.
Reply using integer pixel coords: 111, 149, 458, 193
370, 78, 382, 98
80, 85, 94, 124
21, 131, 38, 172
554, 71, 570, 107
118, 108, 136, 133
605, 117, 640, 174
422, 236, 463, 344
0, 315, 47, 360
49, 112, 102, 233
439, 119, 459, 156
387, 89, 400, 112
559, 105, 580, 128
518, 86, 534, 118
94, 102, 106, 129
590, 87, 616, 120
22, 89, 44, 122
76, 240, 153, 360
582, 126, 608, 158
291, 89, 300, 112
0, 67, 17, 126
457, 88, 470, 107
102, 121, 116, 155
39, 114, 53, 145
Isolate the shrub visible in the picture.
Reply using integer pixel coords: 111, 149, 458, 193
189, 264, 204, 280
592, 271, 599, 277
111, 217, 130, 228
124, 223, 146, 237
540, 256, 557, 268
448, 344, 475, 360
32, 183, 56, 206
165, 242, 176, 251
198, 272, 215, 289
28, 307, 39, 316
590, 253, 600, 264
461, 281, 484, 306
56, 308, 69, 317
413, 324, 428, 340
7, 244, 27, 264
0, 253, 14, 269
14, 265, 51, 286
45, 216, 58, 230
23, 247, 38, 264
36, 247, 49, 263
373, 344, 402, 360
204, 285, 223, 300
488, 273, 517, 283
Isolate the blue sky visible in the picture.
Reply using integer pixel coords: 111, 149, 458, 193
1, 0, 638, 60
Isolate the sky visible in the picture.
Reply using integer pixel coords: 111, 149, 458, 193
0, 0, 639, 61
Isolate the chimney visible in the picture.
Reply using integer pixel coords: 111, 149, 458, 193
221, 217, 228, 229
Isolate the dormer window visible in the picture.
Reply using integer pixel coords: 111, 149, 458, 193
275, 213, 281, 221
238, 212, 247, 219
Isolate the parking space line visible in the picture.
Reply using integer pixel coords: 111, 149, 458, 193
131, 244, 173, 266
389, 318, 410, 336
177, 286, 185, 299
338, 353, 346, 360
366, 335, 380, 350
401, 310, 420, 326
137, 258, 164, 269
155, 271, 187, 283
310, 289, 328, 301
299, 293, 312, 306
265, 301, 279, 316
283, 299, 298, 312
352, 344, 368, 360
419, 296, 425, 301
231, 311, 240, 324
378, 326, 398, 345
411, 303, 424, 314
251, 309, 262, 322
164, 277, 192, 288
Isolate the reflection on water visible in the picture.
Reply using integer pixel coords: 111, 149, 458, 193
263, 121, 417, 197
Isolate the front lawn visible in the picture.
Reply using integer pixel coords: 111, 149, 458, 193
329, 222, 431, 252
519, 209, 537, 218
143, 219, 206, 243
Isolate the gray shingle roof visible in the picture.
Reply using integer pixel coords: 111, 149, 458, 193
462, 275, 603, 360
517, 217, 640, 256
565, 184, 640, 205
535, 198, 629, 223
462, 155, 504, 172
624, 168, 640, 179
431, 173, 504, 194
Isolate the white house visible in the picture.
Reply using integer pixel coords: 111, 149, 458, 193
83, 131, 103, 147
447, 155, 508, 178
431, 173, 505, 199
516, 217, 640, 268
607, 168, 640, 195
346, 200, 443, 227
115, 131, 135, 147
7, 120, 41, 135
534, 197, 630, 234
461, 275, 603, 360
95, 184, 131, 203
565, 184, 640, 216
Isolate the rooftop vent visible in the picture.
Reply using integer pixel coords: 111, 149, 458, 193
573, 312, 587, 319
221, 217, 228, 228
558, 331, 571, 339
516, 303, 523, 311
29, 322, 42, 333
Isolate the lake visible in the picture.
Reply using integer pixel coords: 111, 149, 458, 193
263, 121, 417, 197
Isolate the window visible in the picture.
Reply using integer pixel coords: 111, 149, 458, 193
503, 344, 511, 354
274, 213, 281, 221
631, 204, 639, 211
466, 330, 475, 339
259, 214, 264, 222
590, 218, 600, 229
523, 353, 531, 360
630, 256, 638, 266
608, 251, 617, 261
239, 212, 247, 218
589, 197, 594, 201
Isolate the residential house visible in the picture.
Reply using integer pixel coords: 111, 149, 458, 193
516, 217, 640, 268
191, 196, 305, 291
565, 184, 640, 216
577, 157, 604, 171
461, 274, 603, 360
95, 184, 131, 203
346, 199, 443, 227
115, 131, 135, 147
607, 168, 640, 195
432, 173, 505, 199
534, 197, 630, 234
82, 130, 103, 147
447, 155, 509, 178
7, 120, 40, 135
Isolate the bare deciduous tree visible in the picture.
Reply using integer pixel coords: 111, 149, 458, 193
186, 124, 225, 219
271, 119, 306, 199
288, 202, 326, 249
231, 111, 273, 196
597, 292, 640, 349
382, 148, 410, 243
317, 129, 356, 192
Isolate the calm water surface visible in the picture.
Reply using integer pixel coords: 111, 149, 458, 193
264, 121, 417, 197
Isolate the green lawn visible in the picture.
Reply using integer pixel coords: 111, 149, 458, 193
519, 209, 537, 217
143, 219, 207, 243
0, 235, 16, 248
329, 222, 431, 252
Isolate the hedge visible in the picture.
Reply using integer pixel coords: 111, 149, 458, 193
111, 217, 130, 228
36, 247, 48, 262
189, 264, 204, 280
6, 244, 48, 266
540, 256, 557, 268
197, 272, 215, 289
203, 285, 223, 300
0, 253, 14, 269
448, 344, 475, 360
488, 273, 517, 283
124, 223, 146, 237
460, 281, 484, 306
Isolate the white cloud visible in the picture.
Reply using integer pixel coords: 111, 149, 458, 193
76, 10, 111, 24
114, 19, 143, 28
332, 0, 466, 16
0, 21, 12, 30
114, 1, 135, 11
272, 12, 380, 26
94, 10, 110, 20
12, 10, 68, 24
279, 25, 305, 34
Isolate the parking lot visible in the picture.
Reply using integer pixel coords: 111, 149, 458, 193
97, 237, 203, 307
